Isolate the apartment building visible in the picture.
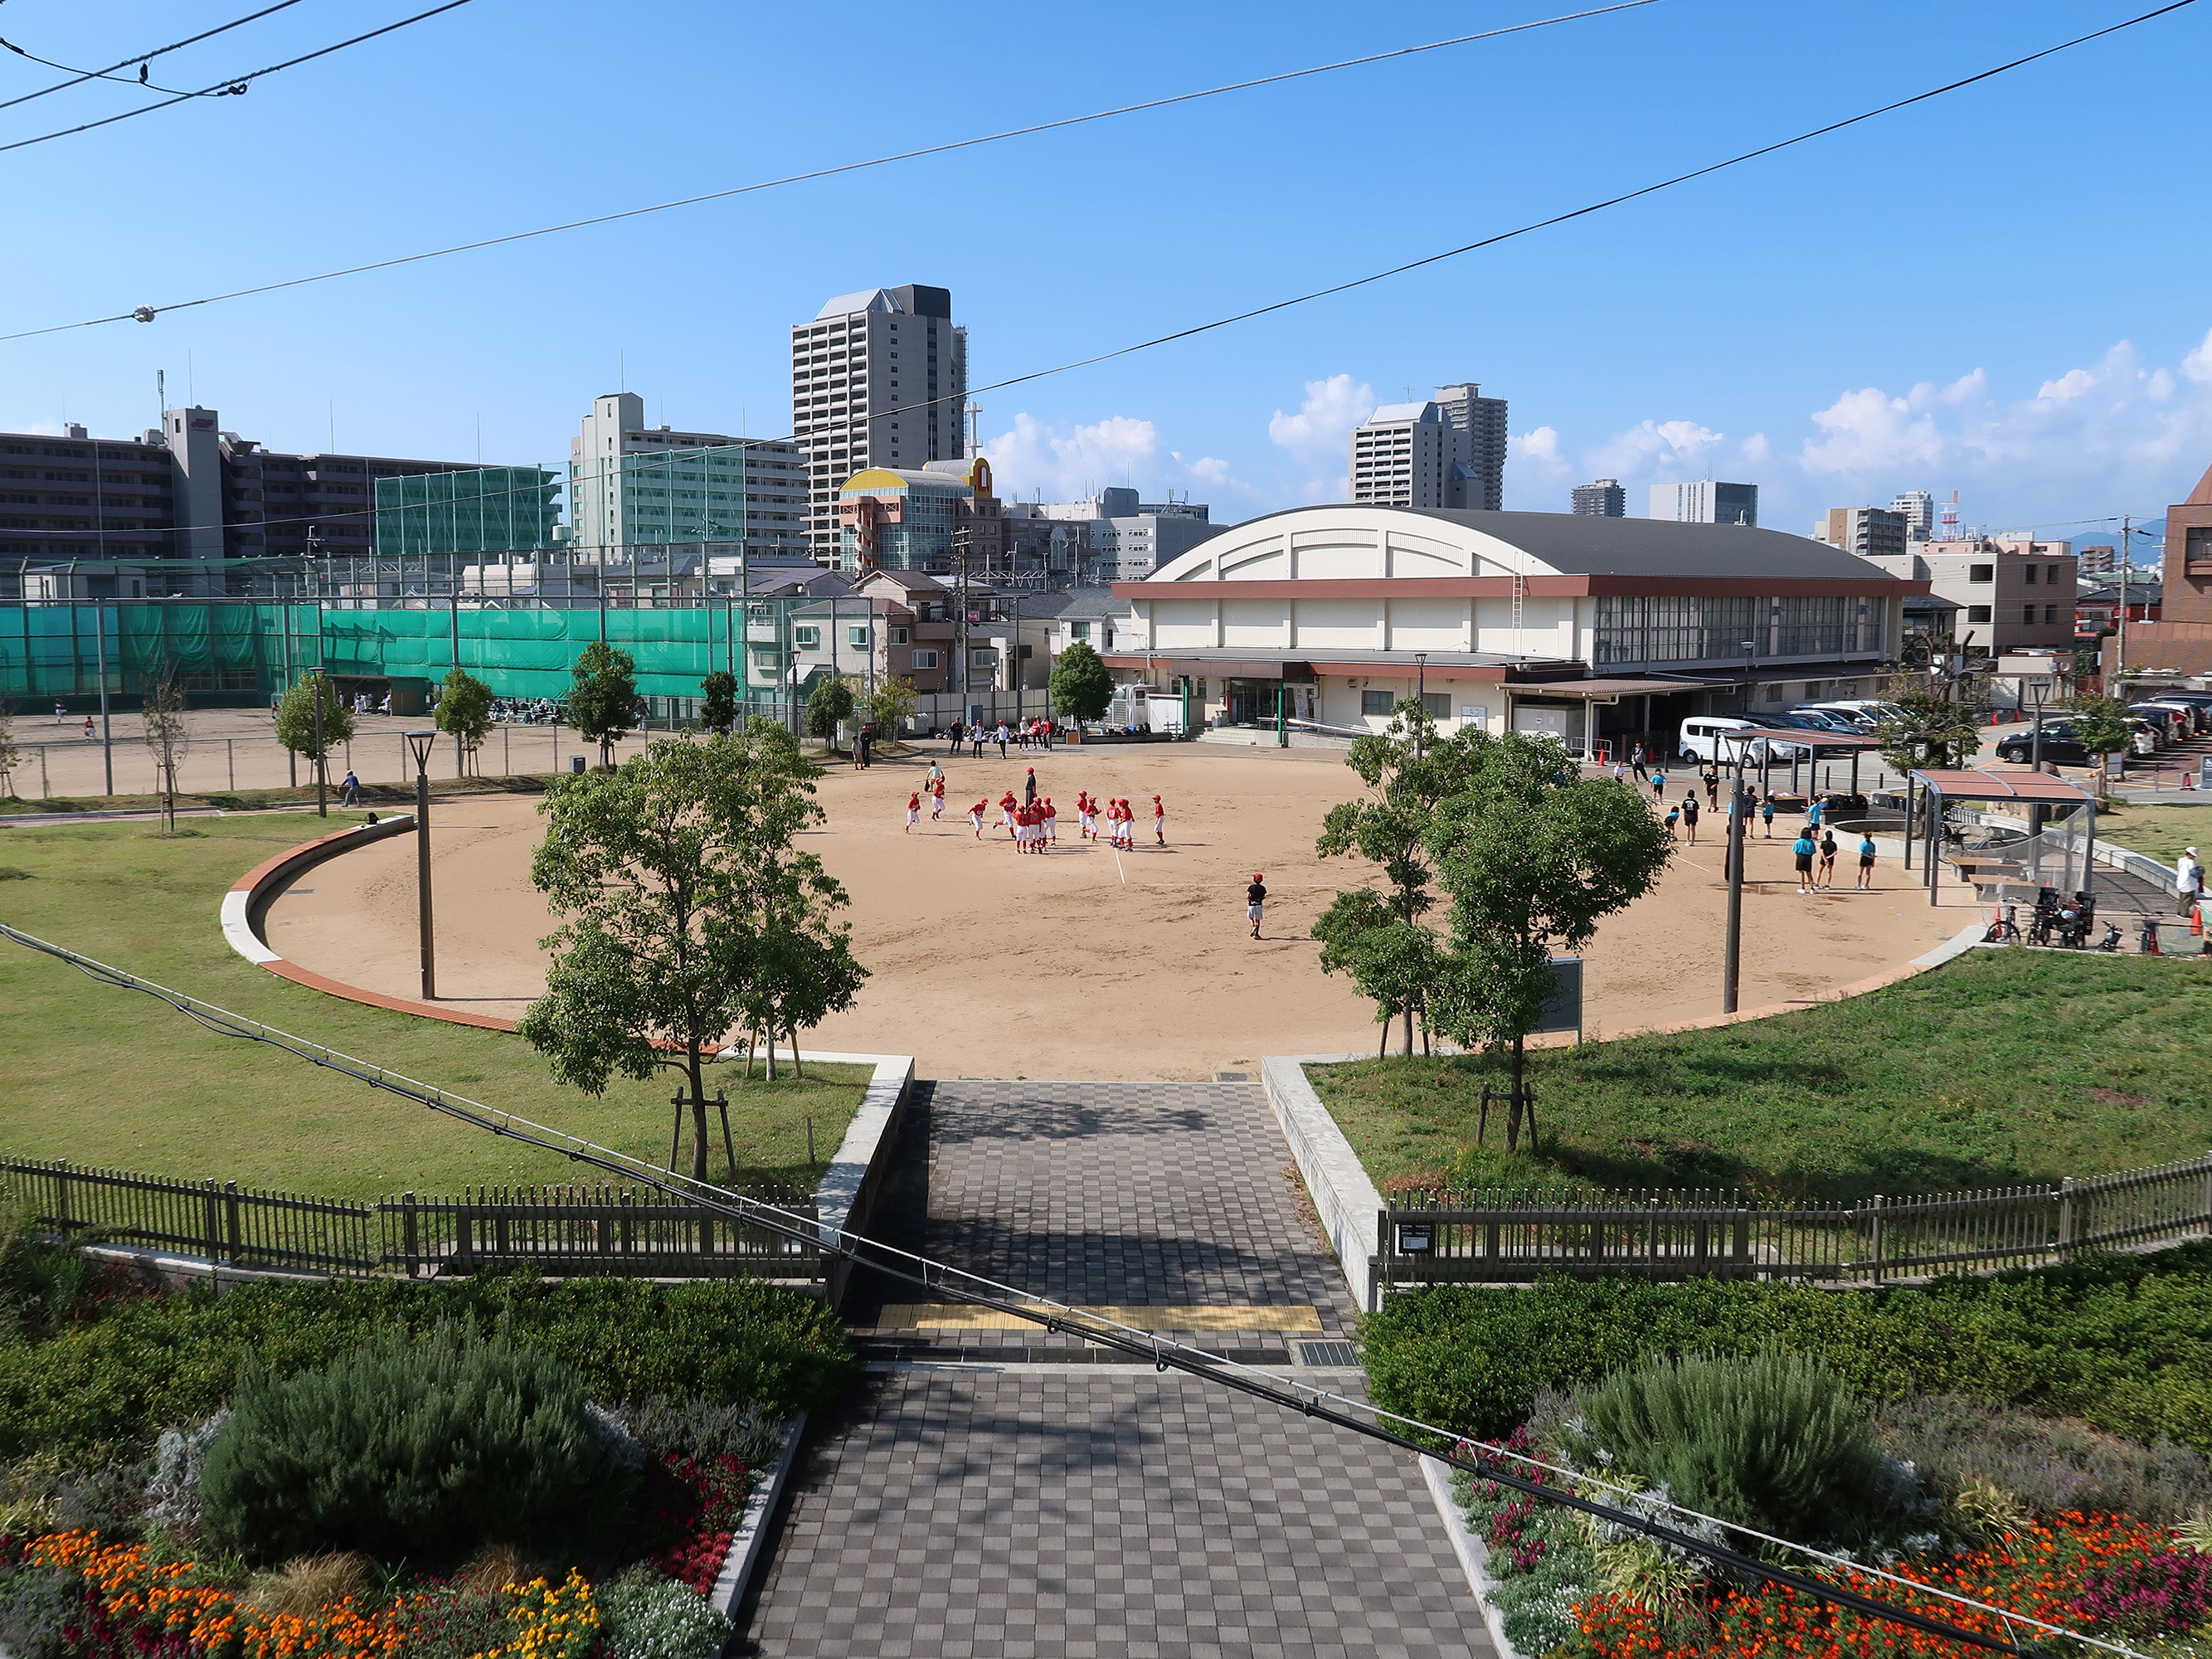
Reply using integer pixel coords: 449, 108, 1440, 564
1863, 539, 2077, 652
1812, 506, 1908, 559
567, 392, 807, 567
792, 285, 967, 559
1571, 478, 1626, 517
1349, 382, 1507, 510
2, 410, 500, 595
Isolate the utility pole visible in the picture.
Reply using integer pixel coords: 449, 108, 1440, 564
1722, 744, 1748, 1014
2115, 513, 2131, 689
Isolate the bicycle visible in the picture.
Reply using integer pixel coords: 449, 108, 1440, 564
1983, 906, 2023, 944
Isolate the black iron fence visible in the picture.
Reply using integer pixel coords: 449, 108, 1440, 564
1376, 1151, 2212, 1292
1, 1155, 824, 1284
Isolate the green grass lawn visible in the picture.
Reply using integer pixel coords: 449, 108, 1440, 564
0, 815, 868, 1199
2091, 800, 2212, 867
1310, 949, 2212, 1203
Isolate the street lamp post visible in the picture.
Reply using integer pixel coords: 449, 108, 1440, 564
1413, 651, 1428, 758
405, 728, 438, 1000
1722, 737, 1749, 1014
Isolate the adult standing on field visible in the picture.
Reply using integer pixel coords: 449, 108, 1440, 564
1630, 742, 1648, 782
2179, 847, 2204, 918
995, 722, 1010, 757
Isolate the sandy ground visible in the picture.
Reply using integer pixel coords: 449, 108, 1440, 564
263, 741, 1979, 1081
13, 706, 655, 799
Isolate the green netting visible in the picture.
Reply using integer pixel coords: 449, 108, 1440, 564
2, 601, 782, 705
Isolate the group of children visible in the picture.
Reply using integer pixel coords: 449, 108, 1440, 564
900, 761, 1168, 854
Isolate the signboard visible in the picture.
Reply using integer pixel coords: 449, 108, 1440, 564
2105, 752, 2127, 781
2202, 756, 2212, 792
1536, 956, 1583, 1039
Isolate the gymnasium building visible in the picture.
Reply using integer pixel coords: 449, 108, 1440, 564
1103, 504, 1925, 757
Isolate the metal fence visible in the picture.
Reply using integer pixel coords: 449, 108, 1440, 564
1375, 1151, 2212, 1292
1, 1155, 825, 1284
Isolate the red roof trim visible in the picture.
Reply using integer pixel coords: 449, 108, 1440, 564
1111, 575, 1926, 600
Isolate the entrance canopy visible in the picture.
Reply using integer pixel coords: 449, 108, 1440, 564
1906, 767, 2098, 907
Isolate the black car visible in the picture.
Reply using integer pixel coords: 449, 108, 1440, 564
1995, 722, 2090, 766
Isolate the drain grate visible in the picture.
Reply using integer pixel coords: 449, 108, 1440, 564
1299, 1340, 1359, 1367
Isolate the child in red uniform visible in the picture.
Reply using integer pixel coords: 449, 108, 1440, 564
1151, 795, 1166, 846
999, 791, 1018, 836
1043, 797, 1057, 844
931, 777, 946, 820
905, 791, 921, 834
970, 799, 988, 838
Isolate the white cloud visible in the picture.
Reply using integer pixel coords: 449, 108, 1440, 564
1582, 418, 1725, 480
1510, 425, 1568, 479
980, 412, 1159, 501
1174, 452, 1232, 486
1266, 373, 1374, 469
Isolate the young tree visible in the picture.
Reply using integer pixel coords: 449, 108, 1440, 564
567, 642, 639, 768
1423, 732, 1674, 1151
274, 673, 354, 801
804, 675, 855, 744
1048, 640, 1114, 724
518, 727, 865, 1181
2062, 694, 2138, 794
1312, 698, 1466, 1053
434, 668, 495, 776
0, 703, 18, 800
1874, 685, 1986, 776
140, 667, 190, 833
699, 669, 739, 736
868, 675, 918, 742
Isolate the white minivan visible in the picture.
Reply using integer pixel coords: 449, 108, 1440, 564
1677, 717, 1810, 764
1799, 700, 1901, 728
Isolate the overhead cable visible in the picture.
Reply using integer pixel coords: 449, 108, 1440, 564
0, 0, 477, 158
0, 918, 2151, 1659
0, 2, 1666, 338
0, 0, 309, 113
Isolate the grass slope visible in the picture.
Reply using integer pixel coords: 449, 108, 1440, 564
1312, 949, 2212, 1201
0, 814, 866, 1199
2084, 799, 2212, 867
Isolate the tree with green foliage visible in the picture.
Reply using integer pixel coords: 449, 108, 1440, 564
434, 667, 495, 776
700, 669, 739, 736
868, 674, 918, 740
140, 666, 189, 832
567, 641, 640, 768
1424, 731, 1673, 1150
2063, 694, 2138, 789
804, 675, 855, 744
1048, 640, 1114, 723
518, 727, 865, 1180
273, 673, 354, 801
1874, 684, 1985, 776
1314, 698, 1463, 1054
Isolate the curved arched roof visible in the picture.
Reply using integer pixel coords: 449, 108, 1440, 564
1144, 504, 1893, 584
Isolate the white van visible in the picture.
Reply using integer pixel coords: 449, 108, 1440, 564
1801, 699, 1901, 727
1677, 717, 1809, 764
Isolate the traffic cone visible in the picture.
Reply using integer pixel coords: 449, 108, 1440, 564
2193, 902, 2205, 938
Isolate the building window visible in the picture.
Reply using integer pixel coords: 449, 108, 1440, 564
1070, 620, 1090, 641
848, 625, 870, 648
793, 626, 819, 646
2048, 565, 2063, 583
752, 649, 780, 672
912, 649, 938, 669
969, 649, 995, 667
1966, 606, 1991, 623
1969, 564, 1994, 583
890, 625, 909, 645
2044, 606, 2059, 624
1593, 594, 1761, 664
1420, 692, 1451, 719
2023, 566, 2037, 585
1361, 690, 1394, 717
2022, 605, 2037, 624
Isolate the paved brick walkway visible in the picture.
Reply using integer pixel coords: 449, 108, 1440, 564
737, 1082, 1493, 1659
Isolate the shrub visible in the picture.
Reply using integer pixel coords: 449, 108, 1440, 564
1568, 1350, 1896, 1545
1361, 1243, 2212, 1453
200, 1322, 625, 1562
1872, 1394, 2212, 1523
0, 1273, 858, 1460
617, 1395, 786, 1471
0, 1558, 71, 1659
600, 1564, 732, 1659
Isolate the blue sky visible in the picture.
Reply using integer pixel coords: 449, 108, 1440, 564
2, 0, 2207, 551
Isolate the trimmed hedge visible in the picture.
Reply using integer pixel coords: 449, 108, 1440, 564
0, 1274, 858, 1460
1362, 1242, 2212, 1453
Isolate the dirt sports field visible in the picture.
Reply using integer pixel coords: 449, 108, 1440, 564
266, 742, 1973, 1080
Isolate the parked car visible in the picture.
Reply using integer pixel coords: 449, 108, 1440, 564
1678, 716, 1808, 763
2127, 704, 2184, 746
1782, 707, 1864, 732
1994, 722, 2091, 766
2127, 719, 2161, 757
1801, 699, 1903, 727
2143, 698, 2211, 735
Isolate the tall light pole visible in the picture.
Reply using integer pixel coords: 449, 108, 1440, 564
405, 728, 438, 1000
1413, 651, 1428, 758
1721, 736, 1749, 1014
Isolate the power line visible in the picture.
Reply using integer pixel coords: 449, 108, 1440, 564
0, 0, 309, 114
0, 2, 2191, 551
0, 1, 1662, 341
0, 0, 478, 158
0, 918, 2142, 1659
